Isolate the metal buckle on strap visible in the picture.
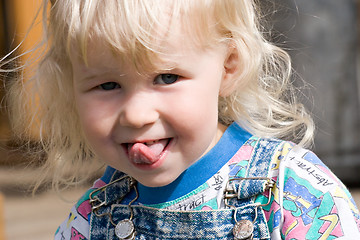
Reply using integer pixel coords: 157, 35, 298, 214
223, 177, 275, 240
89, 175, 135, 217
89, 175, 138, 239
224, 177, 275, 204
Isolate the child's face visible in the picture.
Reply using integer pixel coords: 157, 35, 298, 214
71, 24, 234, 187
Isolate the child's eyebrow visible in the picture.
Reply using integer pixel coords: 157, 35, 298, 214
153, 61, 184, 73
77, 71, 126, 82
153, 67, 177, 74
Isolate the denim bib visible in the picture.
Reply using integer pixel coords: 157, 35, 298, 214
89, 138, 281, 239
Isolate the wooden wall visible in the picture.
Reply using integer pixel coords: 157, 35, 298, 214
0, 0, 43, 165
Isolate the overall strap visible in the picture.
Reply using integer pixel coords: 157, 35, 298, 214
224, 137, 282, 207
223, 138, 282, 240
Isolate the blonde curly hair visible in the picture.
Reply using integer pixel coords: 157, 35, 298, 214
6, 0, 314, 190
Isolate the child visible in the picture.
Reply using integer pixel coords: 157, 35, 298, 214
6, 0, 360, 239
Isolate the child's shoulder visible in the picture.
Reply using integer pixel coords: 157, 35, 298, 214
241, 136, 351, 195
249, 137, 342, 188
245, 137, 360, 238
273, 139, 343, 192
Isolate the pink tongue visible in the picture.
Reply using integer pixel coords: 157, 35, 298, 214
129, 139, 168, 164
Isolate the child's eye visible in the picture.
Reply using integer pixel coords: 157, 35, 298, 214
99, 82, 120, 90
154, 74, 179, 85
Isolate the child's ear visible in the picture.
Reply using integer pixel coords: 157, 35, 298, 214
220, 44, 239, 97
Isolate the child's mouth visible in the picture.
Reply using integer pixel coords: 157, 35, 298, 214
123, 138, 171, 165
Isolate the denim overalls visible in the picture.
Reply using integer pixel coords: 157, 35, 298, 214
89, 138, 281, 239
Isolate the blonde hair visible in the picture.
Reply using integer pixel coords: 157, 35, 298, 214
6, 0, 314, 190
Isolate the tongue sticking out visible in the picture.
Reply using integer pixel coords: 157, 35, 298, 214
129, 139, 169, 164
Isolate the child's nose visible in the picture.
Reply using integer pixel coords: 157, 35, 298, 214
119, 93, 159, 128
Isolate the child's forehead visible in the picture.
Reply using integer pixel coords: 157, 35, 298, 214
72, 23, 219, 74
71, 32, 214, 75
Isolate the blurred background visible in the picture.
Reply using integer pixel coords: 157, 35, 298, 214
0, 0, 359, 239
